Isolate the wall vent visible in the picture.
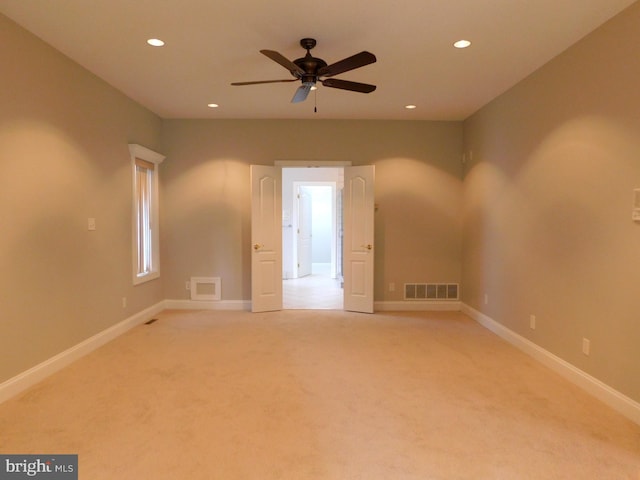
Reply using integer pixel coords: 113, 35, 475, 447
190, 277, 221, 301
404, 283, 459, 300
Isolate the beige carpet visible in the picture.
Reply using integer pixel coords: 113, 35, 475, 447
0, 310, 638, 479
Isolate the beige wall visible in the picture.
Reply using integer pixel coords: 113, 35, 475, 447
0, 15, 163, 382
462, 2, 640, 402
159, 119, 463, 302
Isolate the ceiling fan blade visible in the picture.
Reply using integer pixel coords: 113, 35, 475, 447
321, 78, 376, 93
318, 51, 376, 78
231, 79, 298, 86
291, 84, 312, 103
260, 50, 305, 76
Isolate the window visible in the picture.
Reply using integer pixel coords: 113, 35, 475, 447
129, 144, 165, 285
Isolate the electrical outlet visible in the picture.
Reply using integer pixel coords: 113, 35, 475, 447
389, 282, 395, 292
88, 218, 96, 231
529, 315, 536, 330
122, 297, 127, 308
582, 338, 591, 356
185, 281, 190, 291
484, 294, 489, 305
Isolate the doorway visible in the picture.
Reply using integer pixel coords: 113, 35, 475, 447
282, 168, 343, 309
251, 163, 374, 313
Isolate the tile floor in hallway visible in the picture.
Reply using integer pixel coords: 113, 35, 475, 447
283, 263, 343, 309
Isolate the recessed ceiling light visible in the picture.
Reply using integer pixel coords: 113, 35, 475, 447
207, 103, 219, 108
453, 40, 471, 49
405, 105, 417, 110
147, 38, 165, 47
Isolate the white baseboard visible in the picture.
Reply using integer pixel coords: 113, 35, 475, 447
375, 301, 461, 312
166, 299, 461, 312
163, 299, 250, 311
0, 301, 165, 405
461, 303, 640, 426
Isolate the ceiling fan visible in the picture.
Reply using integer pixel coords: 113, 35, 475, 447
231, 38, 377, 103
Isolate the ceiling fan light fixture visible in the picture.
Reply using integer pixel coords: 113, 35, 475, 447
453, 39, 471, 49
405, 104, 417, 110
207, 103, 219, 108
147, 38, 165, 47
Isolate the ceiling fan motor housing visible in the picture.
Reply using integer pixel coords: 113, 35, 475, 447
293, 39, 327, 84
293, 55, 327, 84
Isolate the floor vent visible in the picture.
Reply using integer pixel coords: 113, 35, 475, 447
404, 283, 459, 300
190, 277, 221, 301
145, 318, 158, 325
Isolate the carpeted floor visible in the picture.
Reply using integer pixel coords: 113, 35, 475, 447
0, 310, 638, 479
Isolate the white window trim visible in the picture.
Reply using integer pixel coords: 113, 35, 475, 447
129, 144, 165, 285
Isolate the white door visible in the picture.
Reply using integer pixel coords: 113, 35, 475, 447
343, 166, 375, 313
297, 186, 313, 277
251, 165, 282, 312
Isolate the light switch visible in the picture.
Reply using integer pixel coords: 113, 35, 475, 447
88, 218, 96, 231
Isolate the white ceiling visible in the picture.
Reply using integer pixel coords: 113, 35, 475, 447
0, 0, 635, 120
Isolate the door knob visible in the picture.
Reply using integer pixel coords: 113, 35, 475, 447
253, 244, 263, 251
361, 244, 373, 250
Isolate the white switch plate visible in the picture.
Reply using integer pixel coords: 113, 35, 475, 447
88, 218, 96, 231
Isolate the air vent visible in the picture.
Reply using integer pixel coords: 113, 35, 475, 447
190, 277, 221, 301
404, 283, 459, 300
